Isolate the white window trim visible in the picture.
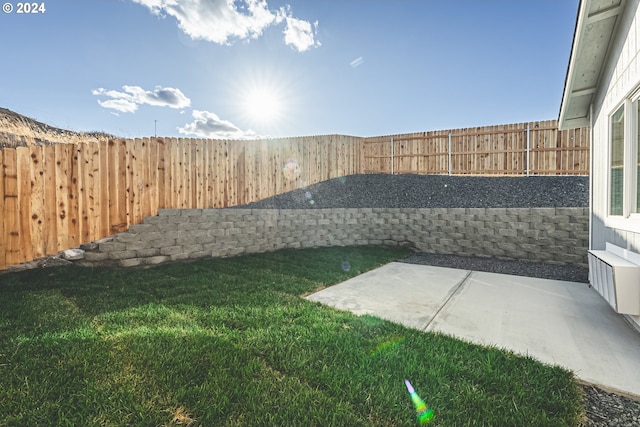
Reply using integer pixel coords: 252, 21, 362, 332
604, 94, 640, 233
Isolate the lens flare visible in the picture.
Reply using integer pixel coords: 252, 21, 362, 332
283, 159, 301, 181
370, 336, 405, 356
404, 380, 434, 425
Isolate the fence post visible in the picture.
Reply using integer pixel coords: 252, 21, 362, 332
526, 124, 530, 177
391, 136, 394, 175
448, 132, 452, 175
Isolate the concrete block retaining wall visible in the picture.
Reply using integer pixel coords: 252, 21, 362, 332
77, 207, 589, 268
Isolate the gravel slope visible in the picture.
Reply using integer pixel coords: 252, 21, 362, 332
236, 174, 589, 209
237, 174, 640, 426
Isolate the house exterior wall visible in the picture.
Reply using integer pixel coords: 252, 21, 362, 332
590, 0, 640, 328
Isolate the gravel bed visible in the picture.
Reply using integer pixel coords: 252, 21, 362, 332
398, 252, 589, 283
235, 174, 589, 209
580, 384, 640, 427
236, 174, 640, 425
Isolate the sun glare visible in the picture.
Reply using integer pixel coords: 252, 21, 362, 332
245, 87, 282, 124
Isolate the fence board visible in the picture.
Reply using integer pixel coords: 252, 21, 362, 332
155, 138, 166, 210
29, 145, 45, 258
68, 145, 80, 248
110, 140, 128, 234
141, 138, 152, 218
42, 145, 57, 255
54, 144, 70, 251
0, 150, 4, 269
16, 148, 32, 261
78, 142, 90, 244
3, 149, 20, 265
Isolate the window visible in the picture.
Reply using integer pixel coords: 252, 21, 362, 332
636, 100, 640, 212
608, 92, 640, 223
610, 105, 624, 216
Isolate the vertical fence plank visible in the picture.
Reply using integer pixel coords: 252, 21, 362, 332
0, 150, 5, 269
108, 140, 128, 234
16, 148, 32, 262
54, 144, 70, 251
83, 142, 96, 242
156, 138, 166, 210
213, 139, 221, 207
127, 139, 141, 225
194, 139, 203, 208
168, 138, 176, 207
29, 145, 45, 258
79, 142, 91, 244
97, 140, 109, 238
43, 145, 57, 255
204, 139, 214, 208
141, 138, 152, 218
3, 149, 21, 265
174, 138, 182, 208
148, 138, 159, 216
174, 138, 184, 208
67, 145, 81, 247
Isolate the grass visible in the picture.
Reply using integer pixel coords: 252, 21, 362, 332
0, 246, 584, 426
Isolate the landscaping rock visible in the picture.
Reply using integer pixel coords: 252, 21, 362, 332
62, 248, 85, 260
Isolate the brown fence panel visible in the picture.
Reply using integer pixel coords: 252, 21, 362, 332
364, 120, 588, 176
362, 135, 391, 174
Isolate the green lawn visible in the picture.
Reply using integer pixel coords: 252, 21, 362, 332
0, 246, 584, 426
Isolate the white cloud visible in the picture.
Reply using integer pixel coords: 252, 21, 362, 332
92, 85, 191, 113
96, 97, 139, 113
130, 0, 319, 51
178, 109, 258, 139
281, 13, 320, 52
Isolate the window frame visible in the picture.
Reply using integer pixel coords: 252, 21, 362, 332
609, 102, 625, 217
605, 89, 640, 233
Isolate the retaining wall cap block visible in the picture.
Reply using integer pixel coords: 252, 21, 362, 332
119, 258, 142, 267
79, 242, 99, 251
83, 251, 110, 262
108, 250, 138, 260
115, 233, 140, 243
160, 246, 184, 256
158, 209, 182, 216
62, 248, 85, 260
145, 255, 170, 265
100, 242, 127, 252
136, 248, 160, 258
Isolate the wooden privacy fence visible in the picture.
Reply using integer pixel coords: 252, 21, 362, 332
0, 119, 590, 270
361, 120, 589, 175
0, 135, 361, 270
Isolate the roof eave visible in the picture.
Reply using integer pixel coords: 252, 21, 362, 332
558, 0, 626, 130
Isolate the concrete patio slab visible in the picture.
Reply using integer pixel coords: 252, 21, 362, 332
306, 263, 470, 329
305, 262, 640, 397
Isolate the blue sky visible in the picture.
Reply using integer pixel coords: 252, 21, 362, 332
1, 0, 579, 139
